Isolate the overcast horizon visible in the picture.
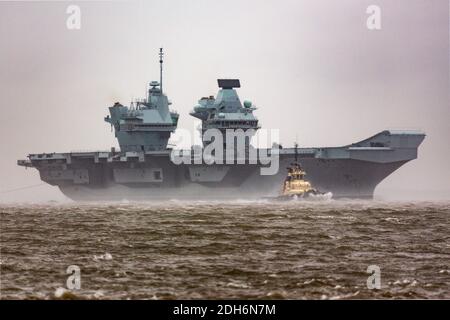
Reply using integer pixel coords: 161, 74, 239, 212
0, 0, 449, 202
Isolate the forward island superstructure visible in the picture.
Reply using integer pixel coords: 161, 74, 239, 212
18, 49, 425, 200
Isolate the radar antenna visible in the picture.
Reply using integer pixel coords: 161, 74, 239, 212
159, 48, 164, 93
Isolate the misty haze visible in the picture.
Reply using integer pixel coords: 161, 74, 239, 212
0, 0, 448, 202
0, 0, 449, 303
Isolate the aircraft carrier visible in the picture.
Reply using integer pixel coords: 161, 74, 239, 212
18, 49, 425, 201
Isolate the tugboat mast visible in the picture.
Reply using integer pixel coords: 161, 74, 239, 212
159, 47, 164, 93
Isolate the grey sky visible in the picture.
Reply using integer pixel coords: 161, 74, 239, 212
0, 0, 449, 202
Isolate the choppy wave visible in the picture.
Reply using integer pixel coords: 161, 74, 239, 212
1, 200, 449, 299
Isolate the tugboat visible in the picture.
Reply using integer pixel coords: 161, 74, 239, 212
268, 143, 327, 201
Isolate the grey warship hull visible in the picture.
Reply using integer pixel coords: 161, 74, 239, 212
18, 130, 425, 201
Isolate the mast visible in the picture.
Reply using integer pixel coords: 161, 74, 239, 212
159, 47, 164, 93
294, 142, 298, 163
